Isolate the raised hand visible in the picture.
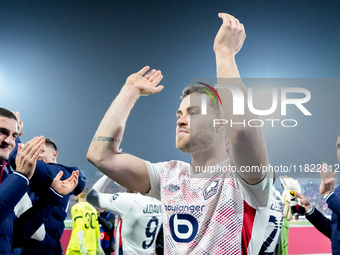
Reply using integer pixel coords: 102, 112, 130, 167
124, 66, 164, 96
51, 170, 79, 195
213, 13, 246, 55
319, 162, 336, 197
295, 191, 312, 212
12, 111, 24, 137
15, 136, 45, 179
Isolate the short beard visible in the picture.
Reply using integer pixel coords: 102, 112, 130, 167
176, 136, 190, 153
176, 128, 215, 153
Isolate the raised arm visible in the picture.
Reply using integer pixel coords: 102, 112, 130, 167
87, 175, 132, 217
318, 163, 340, 215
87, 66, 163, 193
213, 13, 268, 184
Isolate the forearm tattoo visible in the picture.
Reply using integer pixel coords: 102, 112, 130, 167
93, 136, 121, 143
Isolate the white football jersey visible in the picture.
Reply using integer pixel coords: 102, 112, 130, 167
259, 186, 284, 254
88, 176, 163, 255
146, 159, 271, 255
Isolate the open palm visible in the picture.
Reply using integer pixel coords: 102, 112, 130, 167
125, 66, 164, 95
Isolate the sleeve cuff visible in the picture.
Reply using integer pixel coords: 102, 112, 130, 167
323, 191, 334, 202
46, 187, 63, 206
145, 161, 161, 200
49, 187, 63, 198
306, 205, 315, 215
13, 171, 30, 185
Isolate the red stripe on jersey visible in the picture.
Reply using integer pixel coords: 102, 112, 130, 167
0, 162, 7, 184
118, 218, 123, 254
242, 201, 257, 255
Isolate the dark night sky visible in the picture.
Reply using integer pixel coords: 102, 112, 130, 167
1, 0, 340, 183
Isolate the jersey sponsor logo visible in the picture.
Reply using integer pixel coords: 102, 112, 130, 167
169, 214, 198, 243
164, 204, 205, 213
112, 194, 119, 200
164, 184, 180, 192
203, 180, 219, 200
143, 204, 162, 214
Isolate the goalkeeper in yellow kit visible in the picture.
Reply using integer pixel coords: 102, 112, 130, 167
66, 188, 104, 255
